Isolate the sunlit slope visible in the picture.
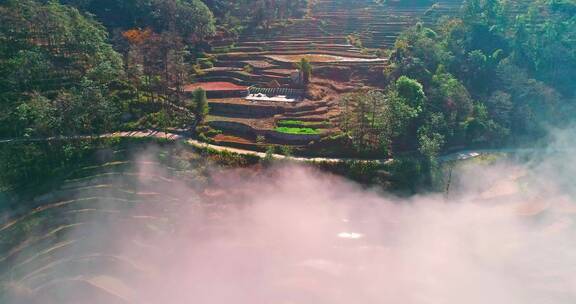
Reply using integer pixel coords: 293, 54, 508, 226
311, 0, 463, 48
0, 146, 204, 304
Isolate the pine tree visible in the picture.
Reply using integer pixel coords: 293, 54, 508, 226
192, 88, 209, 123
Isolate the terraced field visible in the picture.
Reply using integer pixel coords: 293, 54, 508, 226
312, 0, 463, 48
0, 143, 234, 303
195, 0, 464, 150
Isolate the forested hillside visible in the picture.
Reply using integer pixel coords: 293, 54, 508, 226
0, 0, 124, 138
0, 0, 308, 191
386, 0, 576, 151
1, 2, 576, 303
1, 0, 575, 191
340, 0, 575, 161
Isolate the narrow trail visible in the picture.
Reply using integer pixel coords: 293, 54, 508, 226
1, 130, 547, 164
0, 130, 392, 164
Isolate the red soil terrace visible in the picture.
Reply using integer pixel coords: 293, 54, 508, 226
183, 82, 248, 92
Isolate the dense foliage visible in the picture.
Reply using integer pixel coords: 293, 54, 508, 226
0, 0, 125, 137
342, 0, 576, 161
61, 0, 216, 40
1, 0, 574, 192
0, 0, 307, 140
0, 0, 308, 191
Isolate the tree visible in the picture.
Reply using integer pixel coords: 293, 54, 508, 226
381, 89, 421, 151
416, 128, 445, 190
389, 23, 452, 82
192, 88, 209, 122
430, 68, 474, 122
295, 57, 312, 86
340, 91, 375, 151
157, 109, 170, 138
153, 0, 216, 42
62, 0, 216, 43
486, 91, 512, 129
340, 89, 419, 154
165, 36, 189, 103
462, 103, 501, 145
418, 128, 445, 159
396, 76, 426, 109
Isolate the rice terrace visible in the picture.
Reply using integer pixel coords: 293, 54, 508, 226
1, 0, 576, 303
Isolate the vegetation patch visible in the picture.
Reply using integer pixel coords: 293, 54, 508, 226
196, 58, 214, 69
277, 120, 328, 128
274, 127, 320, 135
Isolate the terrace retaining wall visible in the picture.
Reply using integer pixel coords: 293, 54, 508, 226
206, 90, 247, 99
263, 130, 321, 143
210, 102, 284, 118
208, 121, 255, 135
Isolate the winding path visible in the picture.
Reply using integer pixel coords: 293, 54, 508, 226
0, 130, 392, 164
1, 130, 548, 164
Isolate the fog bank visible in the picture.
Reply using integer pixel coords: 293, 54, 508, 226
5, 129, 576, 304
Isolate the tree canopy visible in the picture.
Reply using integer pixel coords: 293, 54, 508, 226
60, 0, 216, 40
382, 0, 576, 152
0, 0, 124, 137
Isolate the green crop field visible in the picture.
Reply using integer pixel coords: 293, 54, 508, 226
277, 120, 328, 128
274, 127, 320, 135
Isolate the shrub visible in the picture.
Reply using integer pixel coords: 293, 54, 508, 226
278, 145, 293, 156
263, 146, 275, 164
198, 133, 214, 143
192, 64, 206, 76
197, 58, 214, 69
243, 64, 254, 73
375, 49, 390, 58
347, 34, 363, 49
256, 135, 266, 144
205, 129, 222, 137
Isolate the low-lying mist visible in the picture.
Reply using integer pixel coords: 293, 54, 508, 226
6, 128, 576, 304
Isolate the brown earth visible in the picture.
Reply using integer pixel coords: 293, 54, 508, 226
182, 82, 247, 92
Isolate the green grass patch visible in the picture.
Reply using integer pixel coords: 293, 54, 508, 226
277, 120, 328, 128
274, 127, 320, 135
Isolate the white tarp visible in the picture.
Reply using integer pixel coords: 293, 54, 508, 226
246, 93, 298, 103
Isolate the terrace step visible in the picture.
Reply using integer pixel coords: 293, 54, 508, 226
282, 107, 329, 118
212, 134, 263, 151
197, 76, 262, 87
284, 101, 328, 113
198, 0, 465, 147
262, 69, 294, 77
231, 46, 264, 52
276, 115, 328, 122
202, 70, 290, 85
213, 60, 248, 68
208, 100, 284, 118
213, 134, 257, 145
